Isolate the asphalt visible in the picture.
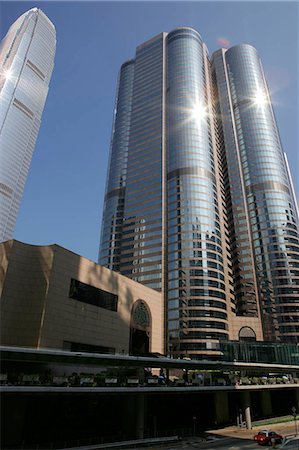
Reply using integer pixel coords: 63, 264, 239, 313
131, 421, 298, 449
207, 420, 298, 440
62, 421, 298, 450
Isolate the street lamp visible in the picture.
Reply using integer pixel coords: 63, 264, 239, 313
192, 416, 196, 436
292, 406, 298, 436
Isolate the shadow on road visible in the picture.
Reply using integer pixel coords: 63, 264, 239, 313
132, 435, 256, 449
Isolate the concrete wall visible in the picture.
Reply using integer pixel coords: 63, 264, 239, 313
0, 241, 53, 347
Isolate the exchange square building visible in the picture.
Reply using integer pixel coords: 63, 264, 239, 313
99, 27, 299, 359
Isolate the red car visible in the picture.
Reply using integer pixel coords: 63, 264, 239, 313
254, 429, 283, 446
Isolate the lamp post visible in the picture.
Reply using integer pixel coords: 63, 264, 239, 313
192, 416, 196, 436
292, 406, 298, 436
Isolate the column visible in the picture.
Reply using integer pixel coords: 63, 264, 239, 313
260, 390, 272, 417
136, 394, 146, 439
122, 395, 136, 440
241, 391, 252, 429
214, 392, 230, 424
2, 395, 27, 446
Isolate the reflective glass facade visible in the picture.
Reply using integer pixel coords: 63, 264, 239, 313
212, 49, 260, 319
119, 35, 165, 291
221, 341, 299, 365
100, 28, 299, 357
212, 44, 299, 343
0, 8, 56, 241
100, 60, 135, 271
100, 34, 166, 292
166, 29, 230, 358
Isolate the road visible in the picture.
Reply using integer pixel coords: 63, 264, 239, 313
133, 436, 283, 449
173, 436, 260, 449
132, 437, 260, 449
70, 423, 297, 450
132, 423, 297, 450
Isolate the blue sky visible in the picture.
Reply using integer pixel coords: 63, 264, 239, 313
1, 1, 298, 262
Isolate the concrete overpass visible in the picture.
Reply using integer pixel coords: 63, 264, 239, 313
1, 346, 299, 449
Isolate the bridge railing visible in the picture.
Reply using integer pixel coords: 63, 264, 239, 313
1, 372, 298, 388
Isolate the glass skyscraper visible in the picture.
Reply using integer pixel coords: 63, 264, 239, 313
99, 28, 299, 358
0, 8, 56, 242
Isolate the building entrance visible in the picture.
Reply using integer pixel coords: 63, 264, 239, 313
130, 301, 151, 356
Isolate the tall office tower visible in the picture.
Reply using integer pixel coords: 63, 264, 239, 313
100, 28, 299, 358
0, 8, 56, 242
212, 45, 299, 343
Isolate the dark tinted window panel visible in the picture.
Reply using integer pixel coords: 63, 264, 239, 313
69, 278, 118, 312
63, 341, 115, 354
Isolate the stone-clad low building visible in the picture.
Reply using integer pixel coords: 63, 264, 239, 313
0, 240, 164, 355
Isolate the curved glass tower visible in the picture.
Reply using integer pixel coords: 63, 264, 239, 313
100, 60, 135, 271
100, 28, 299, 357
100, 32, 166, 294
212, 44, 299, 343
166, 29, 232, 357
0, 8, 56, 242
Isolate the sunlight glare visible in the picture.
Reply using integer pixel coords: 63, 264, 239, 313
191, 102, 207, 125
253, 88, 267, 107
1, 67, 13, 81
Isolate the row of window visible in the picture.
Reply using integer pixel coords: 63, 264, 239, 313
168, 298, 227, 310
176, 331, 228, 340
168, 309, 227, 320
169, 319, 228, 330
168, 278, 225, 290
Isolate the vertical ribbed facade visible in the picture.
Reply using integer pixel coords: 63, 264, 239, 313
212, 49, 260, 319
119, 34, 165, 291
100, 28, 299, 357
99, 60, 135, 271
0, 8, 56, 242
100, 34, 166, 293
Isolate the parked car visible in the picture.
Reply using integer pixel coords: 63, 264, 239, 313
279, 436, 299, 448
254, 430, 283, 446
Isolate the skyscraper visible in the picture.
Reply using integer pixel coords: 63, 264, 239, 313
212, 46, 299, 343
0, 8, 56, 242
99, 28, 299, 358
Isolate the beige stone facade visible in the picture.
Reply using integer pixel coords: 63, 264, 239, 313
0, 240, 164, 354
230, 316, 263, 342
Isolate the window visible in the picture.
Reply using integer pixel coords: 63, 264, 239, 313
63, 341, 115, 354
69, 279, 118, 312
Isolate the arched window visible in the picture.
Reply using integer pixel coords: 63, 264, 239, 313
132, 301, 151, 329
130, 300, 151, 356
239, 326, 257, 342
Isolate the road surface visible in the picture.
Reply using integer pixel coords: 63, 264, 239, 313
132, 422, 297, 449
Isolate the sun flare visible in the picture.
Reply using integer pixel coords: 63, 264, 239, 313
1, 67, 13, 81
191, 102, 207, 125
253, 88, 267, 107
